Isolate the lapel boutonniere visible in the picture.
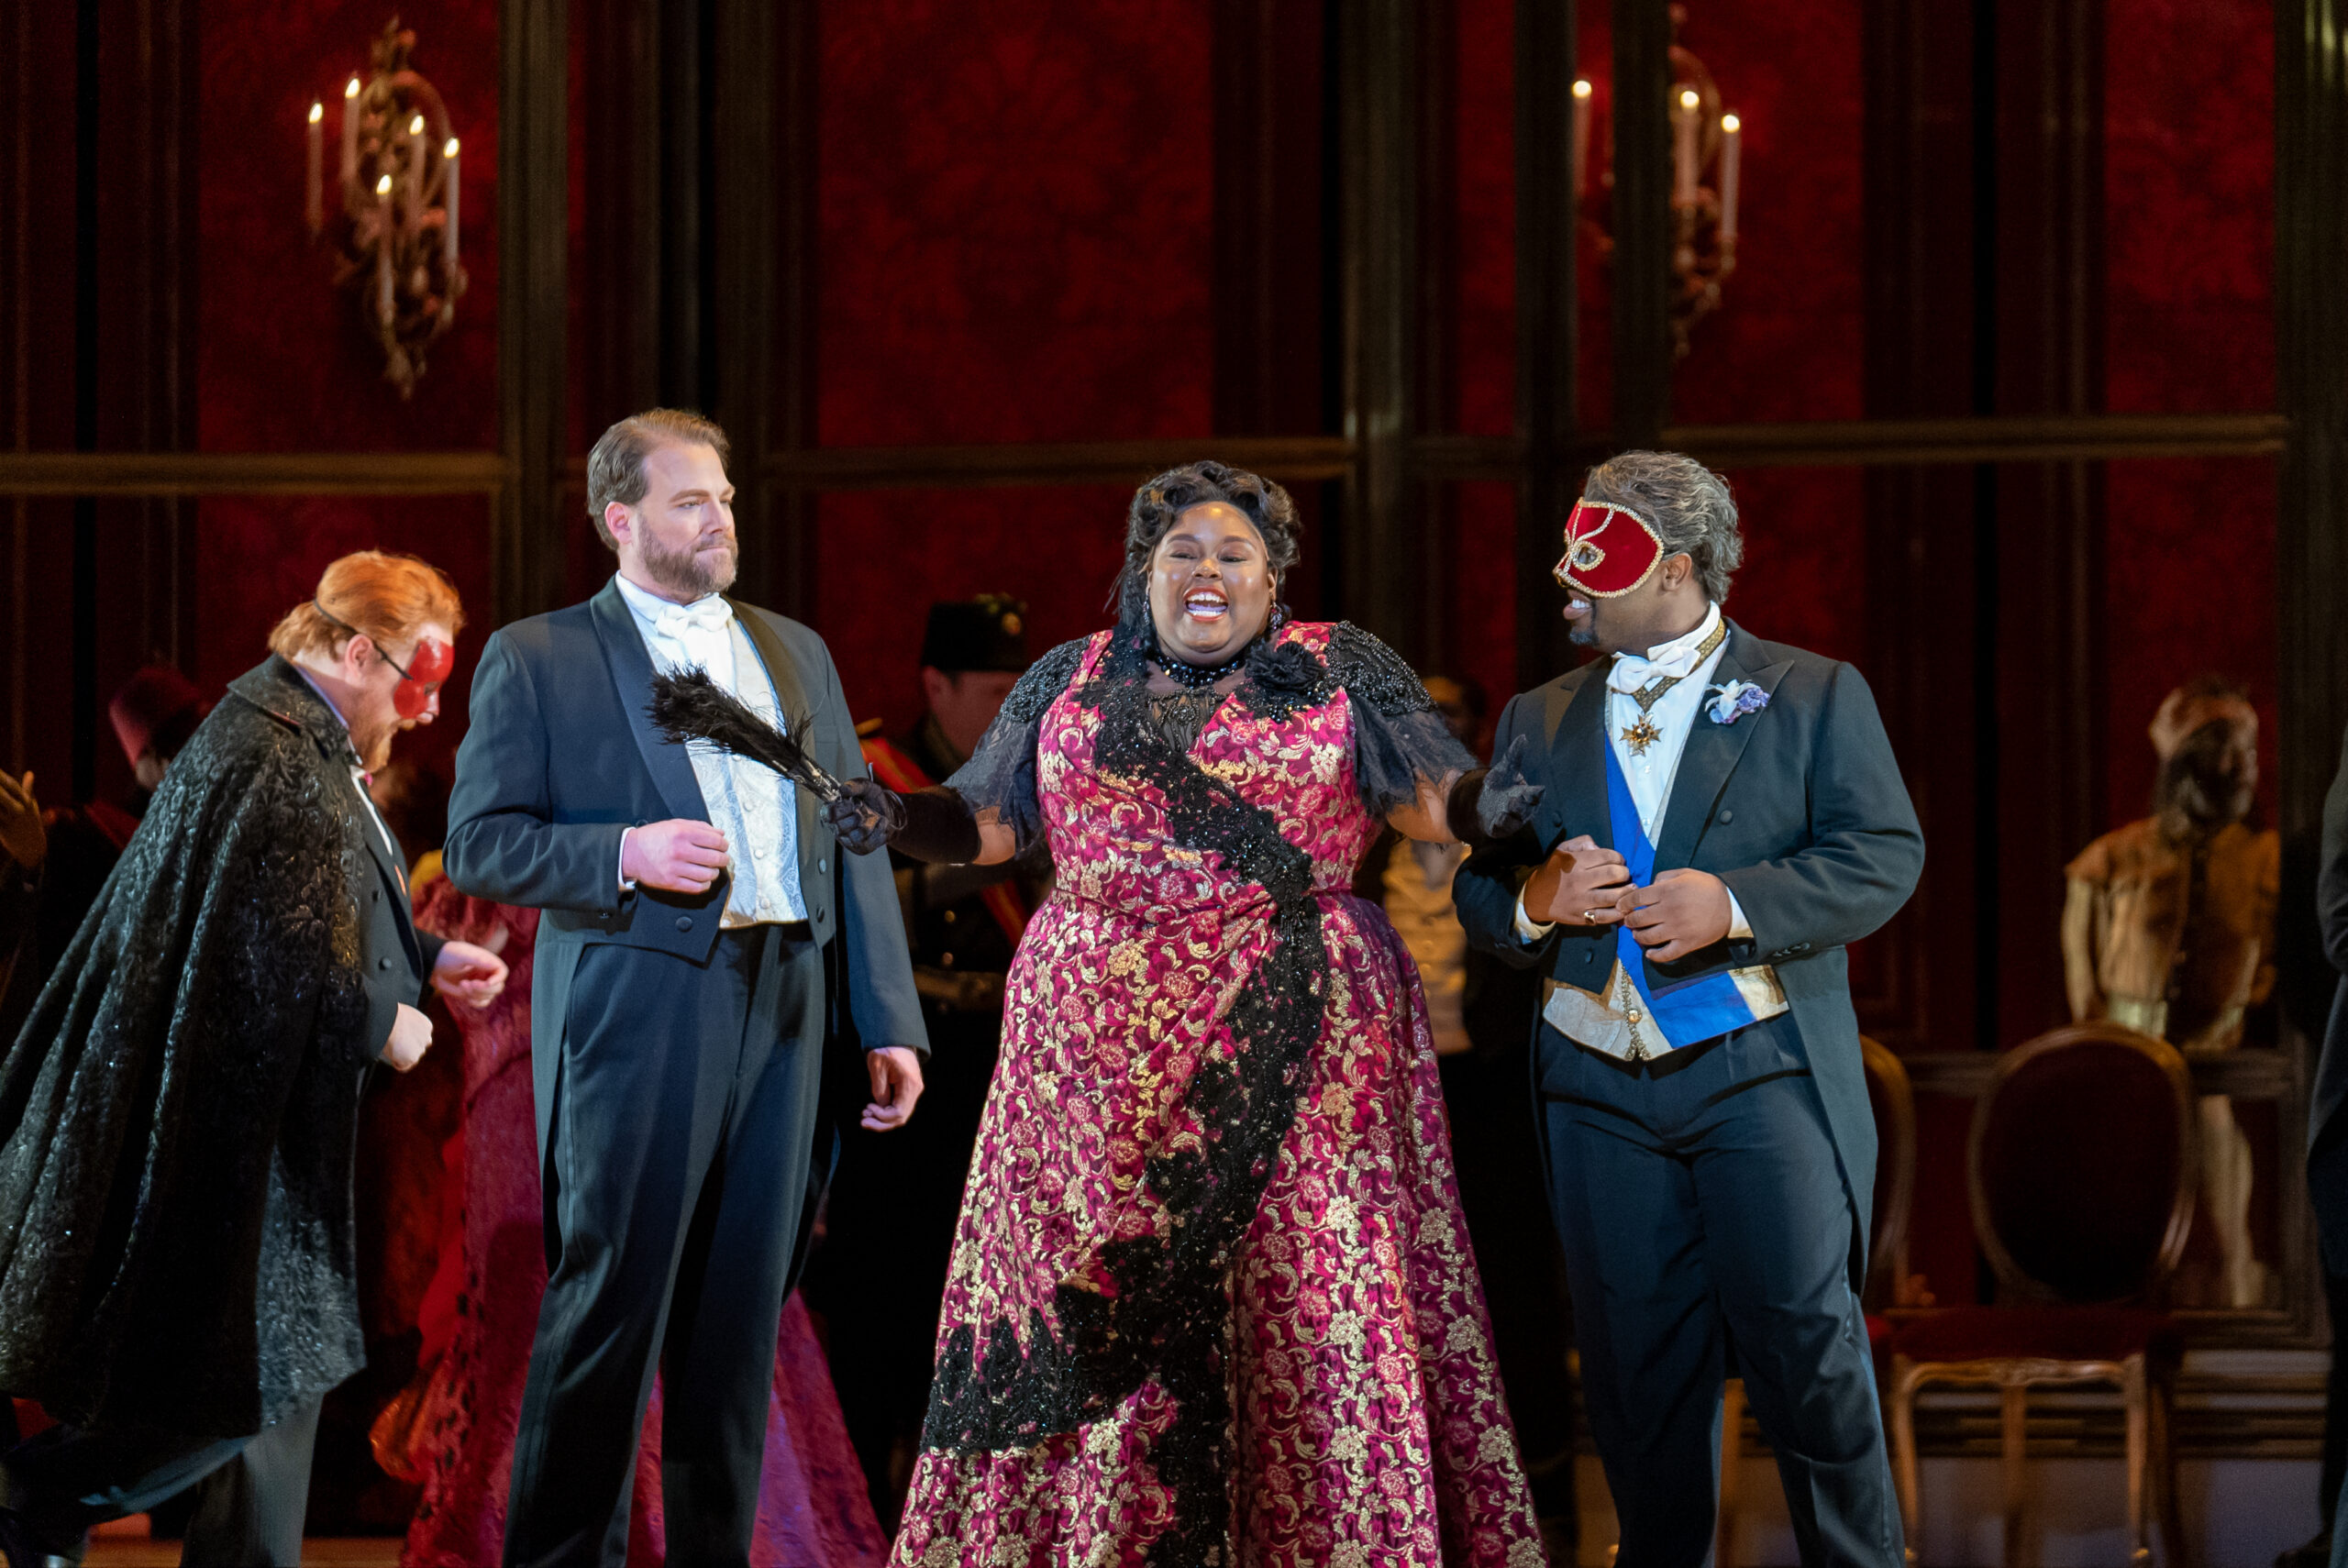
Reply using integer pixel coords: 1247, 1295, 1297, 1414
1706, 679, 1769, 726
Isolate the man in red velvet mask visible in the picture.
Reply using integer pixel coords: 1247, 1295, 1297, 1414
0, 551, 506, 1568
1457, 451, 1924, 1568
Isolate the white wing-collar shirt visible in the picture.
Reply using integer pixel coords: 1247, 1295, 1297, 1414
613, 572, 806, 926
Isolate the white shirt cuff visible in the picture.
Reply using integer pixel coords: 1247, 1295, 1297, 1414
617, 826, 638, 893
1513, 888, 1556, 943
1726, 889, 1753, 943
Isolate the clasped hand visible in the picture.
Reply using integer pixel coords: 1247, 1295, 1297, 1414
1523, 835, 1733, 963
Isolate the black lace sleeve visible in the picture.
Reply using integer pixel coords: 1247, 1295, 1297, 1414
1325, 622, 1479, 816
941, 635, 1091, 855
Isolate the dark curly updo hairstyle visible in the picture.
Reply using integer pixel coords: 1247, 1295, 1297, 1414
1115, 461, 1303, 628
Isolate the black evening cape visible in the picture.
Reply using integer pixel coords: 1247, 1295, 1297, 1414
0, 658, 377, 1440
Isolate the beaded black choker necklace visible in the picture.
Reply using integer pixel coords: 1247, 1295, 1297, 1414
1155, 644, 1250, 689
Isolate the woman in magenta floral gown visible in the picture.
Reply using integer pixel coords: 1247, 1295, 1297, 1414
818, 464, 1546, 1566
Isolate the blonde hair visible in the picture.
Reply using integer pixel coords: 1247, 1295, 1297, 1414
268, 551, 465, 664
585, 408, 732, 550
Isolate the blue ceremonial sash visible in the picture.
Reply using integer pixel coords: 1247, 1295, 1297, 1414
1603, 730, 1760, 1047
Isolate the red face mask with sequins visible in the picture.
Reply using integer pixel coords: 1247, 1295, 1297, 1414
1552, 499, 1667, 598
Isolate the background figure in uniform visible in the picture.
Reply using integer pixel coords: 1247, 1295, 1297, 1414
1457, 451, 1922, 1568
2064, 677, 2277, 1309
1355, 673, 1579, 1557
0, 553, 507, 1568
0, 666, 211, 1044
803, 595, 1040, 1529
444, 409, 927, 1568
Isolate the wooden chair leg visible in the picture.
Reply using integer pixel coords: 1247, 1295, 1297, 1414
2152, 1366, 2189, 1568
1888, 1356, 1925, 1567
2000, 1380, 2029, 1568
1718, 1377, 1744, 1568
2123, 1353, 2151, 1567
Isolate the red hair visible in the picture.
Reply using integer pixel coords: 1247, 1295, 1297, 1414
268, 551, 465, 663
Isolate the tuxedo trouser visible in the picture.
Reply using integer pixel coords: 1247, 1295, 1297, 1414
504, 924, 825, 1568
1, 1397, 322, 1565
1536, 1014, 1901, 1568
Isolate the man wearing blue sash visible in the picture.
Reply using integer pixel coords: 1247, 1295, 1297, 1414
1456, 450, 1923, 1568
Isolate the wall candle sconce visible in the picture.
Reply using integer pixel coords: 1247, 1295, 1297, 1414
305, 17, 467, 398
1575, 7, 1742, 359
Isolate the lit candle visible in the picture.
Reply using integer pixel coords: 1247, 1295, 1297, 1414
442, 138, 460, 265
375, 173, 394, 323
1674, 87, 1700, 206
305, 102, 324, 236
406, 113, 426, 233
1570, 79, 1592, 203
339, 77, 360, 196
1719, 113, 1743, 245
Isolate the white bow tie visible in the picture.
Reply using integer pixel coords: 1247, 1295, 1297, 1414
655, 596, 733, 640
1610, 646, 1705, 693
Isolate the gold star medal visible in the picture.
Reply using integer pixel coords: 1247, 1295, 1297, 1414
1623, 714, 1663, 756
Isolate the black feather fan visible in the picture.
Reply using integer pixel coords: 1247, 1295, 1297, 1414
646, 668, 846, 801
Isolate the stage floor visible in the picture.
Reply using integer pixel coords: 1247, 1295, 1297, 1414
84, 1540, 402, 1567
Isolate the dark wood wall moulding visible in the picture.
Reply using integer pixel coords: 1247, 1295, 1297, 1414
0, 452, 511, 496
761, 437, 1358, 491
1670, 413, 2287, 469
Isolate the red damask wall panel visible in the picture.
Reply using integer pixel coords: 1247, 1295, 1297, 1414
1667, 0, 1866, 426
817, 0, 1214, 449
2104, 0, 2273, 418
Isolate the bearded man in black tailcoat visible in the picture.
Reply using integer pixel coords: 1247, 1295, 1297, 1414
0, 552, 508, 1568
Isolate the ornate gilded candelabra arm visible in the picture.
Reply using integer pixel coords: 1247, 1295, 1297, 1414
306, 17, 468, 399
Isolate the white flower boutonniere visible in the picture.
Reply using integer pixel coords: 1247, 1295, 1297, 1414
1706, 679, 1770, 725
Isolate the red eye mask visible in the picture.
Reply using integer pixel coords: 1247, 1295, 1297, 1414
1552, 500, 1667, 598
389, 636, 455, 719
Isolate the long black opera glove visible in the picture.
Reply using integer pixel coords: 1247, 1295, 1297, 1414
822, 779, 984, 864
1445, 733, 1545, 846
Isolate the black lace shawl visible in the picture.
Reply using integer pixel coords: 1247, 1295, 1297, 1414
944, 617, 1475, 853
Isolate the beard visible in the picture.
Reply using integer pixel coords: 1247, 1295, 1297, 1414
639, 526, 739, 600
